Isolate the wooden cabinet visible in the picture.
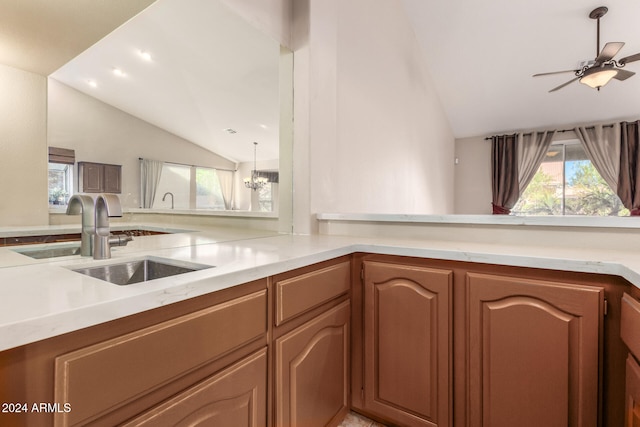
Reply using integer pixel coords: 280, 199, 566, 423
626, 355, 640, 427
123, 349, 267, 427
54, 289, 267, 426
353, 256, 606, 427
275, 301, 350, 427
78, 161, 121, 193
358, 261, 452, 427
622, 293, 640, 427
467, 272, 603, 427
272, 257, 351, 427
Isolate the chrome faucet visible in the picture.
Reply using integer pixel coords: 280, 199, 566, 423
162, 192, 174, 209
66, 194, 96, 257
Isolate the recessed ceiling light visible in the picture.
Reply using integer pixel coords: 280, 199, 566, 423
113, 68, 126, 77
138, 50, 152, 61
86, 79, 97, 88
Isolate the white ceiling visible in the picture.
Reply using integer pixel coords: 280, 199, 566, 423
50, 0, 281, 164
7, 0, 640, 152
402, 0, 640, 138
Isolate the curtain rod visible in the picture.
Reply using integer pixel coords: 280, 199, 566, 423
138, 157, 236, 172
483, 124, 614, 141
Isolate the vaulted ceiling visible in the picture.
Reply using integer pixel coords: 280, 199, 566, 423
402, 0, 640, 138
5, 0, 640, 149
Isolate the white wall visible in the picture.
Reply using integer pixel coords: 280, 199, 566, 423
48, 79, 237, 209
0, 64, 48, 226
293, 0, 456, 234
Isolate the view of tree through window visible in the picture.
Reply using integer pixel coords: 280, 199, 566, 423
48, 163, 72, 207
513, 141, 628, 216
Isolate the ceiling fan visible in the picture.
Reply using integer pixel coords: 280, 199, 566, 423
533, 6, 640, 92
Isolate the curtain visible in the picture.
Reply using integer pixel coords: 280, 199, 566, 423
517, 130, 556, 192
575, 124, 620, 191
491, 134, 519, 214
216, 169, 235, 210
617, 120, 640, 215
140, 159, 164, 208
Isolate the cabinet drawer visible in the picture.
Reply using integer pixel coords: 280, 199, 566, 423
54, 290, 267, 426
622, 293, 640, 360
275, 260, 350, 325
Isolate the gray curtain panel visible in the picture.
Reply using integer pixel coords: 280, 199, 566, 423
575, 124, 620, 192
617, 121, 640, 215
491, 134, 519, 214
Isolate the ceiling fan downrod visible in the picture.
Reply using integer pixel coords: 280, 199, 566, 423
589, 6, 608, 58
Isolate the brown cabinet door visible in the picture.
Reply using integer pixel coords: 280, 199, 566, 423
467, 272, 603, 427
361, 261, 452, 427
123, 349, 267, 427
275, 301, 350, 427
627, 355, 640, 427
79, 162, 103, 192
103, 164, 121, 193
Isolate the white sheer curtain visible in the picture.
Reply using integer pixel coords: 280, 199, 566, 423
216, 169, 235, 210
140, 159, 164, 208
574, 124, 621, 191
517, 130, 557, 193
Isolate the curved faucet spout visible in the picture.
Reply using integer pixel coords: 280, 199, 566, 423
94, 194, 123, 260
162, 192, 174, 209
66, 194, 95, 257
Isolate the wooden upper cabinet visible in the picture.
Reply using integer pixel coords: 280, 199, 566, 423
78, 162, 121, 193
361, 261, 452, 427
466, 272, 603, 427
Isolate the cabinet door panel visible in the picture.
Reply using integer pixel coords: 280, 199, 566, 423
275, 301, 349, 427
467, 273, 603, 427
362, 261, 452, 427
123, 349, 267, 427
626, 354, 640, 427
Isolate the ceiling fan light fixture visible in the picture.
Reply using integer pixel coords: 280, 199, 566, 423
579, 67, 618, 89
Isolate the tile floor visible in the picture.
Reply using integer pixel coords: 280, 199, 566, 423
338, 411, 387, 427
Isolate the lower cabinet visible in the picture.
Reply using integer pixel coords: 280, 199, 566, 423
354, 257, 604, 427
123, 349, 267, 426
275, 300, 350, 427
467, 272, 603, 427
358, 261, 452, 427
622, 292, 640, 427
625, 355, 640, 427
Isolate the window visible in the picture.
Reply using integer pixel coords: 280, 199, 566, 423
48, 147, 75, 208
151, 163, 228, 210
257, 184, 273, 212
48, 163, 73, 207
513, 140, 628, 216
195, 167, 225, 209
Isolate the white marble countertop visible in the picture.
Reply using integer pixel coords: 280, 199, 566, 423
1, 230, 640, 352
316, 213, 640, 229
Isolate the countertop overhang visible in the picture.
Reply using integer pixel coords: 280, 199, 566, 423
1, 230, 639, 352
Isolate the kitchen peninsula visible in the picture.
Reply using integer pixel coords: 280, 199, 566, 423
1, 217, 640, 426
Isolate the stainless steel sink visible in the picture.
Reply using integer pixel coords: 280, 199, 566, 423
71, 257, 213, 285
14, 244, 81, 259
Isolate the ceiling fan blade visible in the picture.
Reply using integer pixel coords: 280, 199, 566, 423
549, 76, 580, 92
595, 42, 625, 63
619, 53, 640, 65
533, 69, 578, 77
614, 69, 636, 81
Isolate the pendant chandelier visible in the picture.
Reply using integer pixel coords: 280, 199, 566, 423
244, 142, 268, 191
